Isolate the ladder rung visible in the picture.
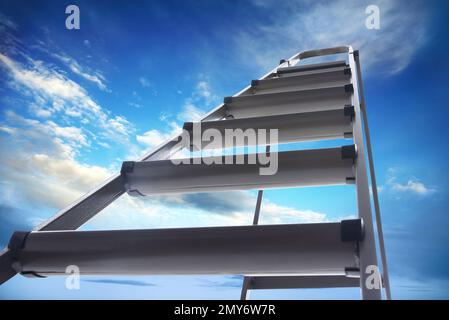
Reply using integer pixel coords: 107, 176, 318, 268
9, 220, 361, 277
224, 85, 353, 119
273, 65, 349, 79
121, 146, 356, 196
277, 60, 347, 75
246, 67, 351, 95
248, 275, 360, 290
183, 107, 354, 150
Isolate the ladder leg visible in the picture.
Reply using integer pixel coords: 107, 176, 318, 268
240, 146, 269, 300
354, 52, 391, 300
240, 189, 264, 300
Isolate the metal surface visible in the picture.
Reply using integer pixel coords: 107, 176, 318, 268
249, 275, 360, 289
277, 60, 347, 74
184, 108, 353, 150
347, 48, 381, 299
354, 52, 391, 299
0, 249, 16, 285
246, 68, 351, 94
123, 146, 355, 196
225, 85, 352, 119
11, 222, 358, 276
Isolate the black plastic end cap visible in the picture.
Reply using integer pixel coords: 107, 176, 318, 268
344, 84, 354, 93
341, 218, 364, 242
224, 96, 233, 104
8, 231, 30, 251
183, 122, 193, 132
346, 177, 356, 184
344, 105, 355, 118
344, 67, 352, 75
121, 161, 135, 175
251, 80, 259, 87
341, 144, 357, 160
279, 59, 287, 65
353, 50, 359, 57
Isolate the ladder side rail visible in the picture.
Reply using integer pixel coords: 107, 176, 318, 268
347, 48, 382, 300
296, 45, 383, 299
353, 51, 391, 300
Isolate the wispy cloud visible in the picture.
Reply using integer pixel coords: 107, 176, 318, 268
83, 278, 156, 287
178, 80, 218, 122
196, 275, 243, 288
390, 180, 436, 195
139, 76, 151, 88
136, 121, 181, 148
237, 0, 430, 74
381, 167, 437, 197
0, 112, 111, 209
0, 52, 133, 143
135, 79, 217, 149
52, 52, 108, 91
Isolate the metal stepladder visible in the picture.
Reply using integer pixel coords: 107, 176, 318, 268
0, 46, 391, 300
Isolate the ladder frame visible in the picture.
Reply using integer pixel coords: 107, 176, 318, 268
0, 46, 390, 300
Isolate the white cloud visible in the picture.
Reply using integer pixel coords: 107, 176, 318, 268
0, 115, 109, 209
391, 179, 435, 195
128, 102, 142, 108
237, 0, 430, 74
45, 120, 89, 146
177, 80, 218, 122
134, 79, 219, 150
136, 121, 181, 148
382, 167, 436, 196
178, 103, 205, 122
0, 126, 16, 134
0, 52, 134, 144
195, 81, 212, 100
52, 52, 107, 91
0, 13, 18, 30
139, 76, 151, 88
261, 201, 327, 224
29, 104, 52, 118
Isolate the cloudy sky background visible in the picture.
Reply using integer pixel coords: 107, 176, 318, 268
0, 0, 449, 299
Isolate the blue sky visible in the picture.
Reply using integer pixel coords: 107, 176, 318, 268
0, 0, 449, 299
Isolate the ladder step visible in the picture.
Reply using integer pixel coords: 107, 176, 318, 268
121, 146, 356, 196
184, 107, 354, 150
273, 65, 349, 79
248, 275, 360, 290
277, 60, 348, 75
224, 85, 353, 119
8, 220, 362, 277
246, 67, 351, 95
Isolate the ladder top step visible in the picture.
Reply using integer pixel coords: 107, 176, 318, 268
252, 66, 351, 88
277, 60, 348, 74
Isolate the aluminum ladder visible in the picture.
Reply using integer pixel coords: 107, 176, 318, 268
0, 46, 390, 300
